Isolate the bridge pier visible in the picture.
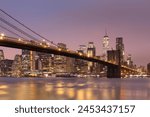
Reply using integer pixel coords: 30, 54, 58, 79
107, 65, 121, 78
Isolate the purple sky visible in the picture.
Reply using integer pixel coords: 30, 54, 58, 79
0, 0, 150, 66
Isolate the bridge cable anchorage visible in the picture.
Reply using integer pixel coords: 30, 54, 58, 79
0, 9, 58, 47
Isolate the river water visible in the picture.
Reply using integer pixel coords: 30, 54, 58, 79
0, 77, 150, 100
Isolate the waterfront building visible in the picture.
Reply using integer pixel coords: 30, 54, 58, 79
38, 52, 53, 75
54, 54, 67, 73
12, 55, 22, 77
53, 43, 67, 73
34, 53, 40, 70
22, 50, 36, 76
87, 42, 96, 73
116, 37, 125, 64
87, 42, 96, 57
30, 51, 36, 71
75, 49, 88, 74
126, 54, 134, 68
0, 59, 13, 76
22, 50, 30, 73
53, 43, 75, 74
94, 56, 104, 76
66, 57, 76, 74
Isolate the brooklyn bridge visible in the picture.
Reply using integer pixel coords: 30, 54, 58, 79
0, 9, 138, 78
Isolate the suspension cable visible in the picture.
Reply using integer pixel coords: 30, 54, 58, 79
0, 9, 58, 47
0, 16, 39, 41
0, 24, 28, 40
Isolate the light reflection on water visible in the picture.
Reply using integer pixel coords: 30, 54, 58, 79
0, 77, 150, 100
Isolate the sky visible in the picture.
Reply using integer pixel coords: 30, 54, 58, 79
0, 0, 150, 66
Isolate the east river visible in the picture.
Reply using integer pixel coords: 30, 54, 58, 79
0, 77, 150, 100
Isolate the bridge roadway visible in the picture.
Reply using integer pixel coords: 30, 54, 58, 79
0, 36, 137, 78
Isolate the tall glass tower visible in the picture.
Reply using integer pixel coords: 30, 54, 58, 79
102, 30, 110, 60
87, 42, 96, 73
116, 37, 125, 64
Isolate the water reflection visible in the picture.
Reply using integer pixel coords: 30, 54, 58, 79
0, 77, 150, 100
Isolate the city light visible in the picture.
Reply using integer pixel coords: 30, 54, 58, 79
0, 33, 5, 40
46, 43, 50, 47
87, 54, 90, 57
78, 53, 82, 56
0, 36, 3, 40
0, 33, 5, 37
18, 38, 22, 41
58, 48, 62, 51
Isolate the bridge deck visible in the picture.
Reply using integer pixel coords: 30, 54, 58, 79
0, 36, 137, 73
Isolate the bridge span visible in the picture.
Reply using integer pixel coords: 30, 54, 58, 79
0, 35, 138, 78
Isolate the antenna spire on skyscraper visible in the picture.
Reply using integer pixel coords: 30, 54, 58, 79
105, 28, 108, 36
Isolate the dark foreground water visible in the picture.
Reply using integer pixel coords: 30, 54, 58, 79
0, 77, 150, 100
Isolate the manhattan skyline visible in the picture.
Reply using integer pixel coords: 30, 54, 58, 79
0, 0, 150, 66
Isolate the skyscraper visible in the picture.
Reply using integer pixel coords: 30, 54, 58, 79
107, 50, 120, 64
116, 37, 125, 64
22, 50, 36, 76
38, 52, 52, 73
12, 55, 22, 77
0, 59, 13, 76
102, 31, 110, 60
75, 45, 88, 74
22, 50, 30, 73
87, 42, 96, 57
87, 42, 96, 73
53, 43, 75, 74
127, 54, 133, 68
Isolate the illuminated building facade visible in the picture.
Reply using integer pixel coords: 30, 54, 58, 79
22, 50, 30, 73
102, 32, 110, 60
0, 59, 13, 76
54, 55, 67, 73
75, 49, 88, 74
22, 50, 36, 76
87, 42, 96, 57
38, 52, 52, 73
12, 55, 22, 77
53, 43, 67, 73
54, 43, 75, 74
116, 37, 125, 64
127, 54, 134, 68
94, 56, 104, 75
87, 42, 96, 73
30, 51, 36, 71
